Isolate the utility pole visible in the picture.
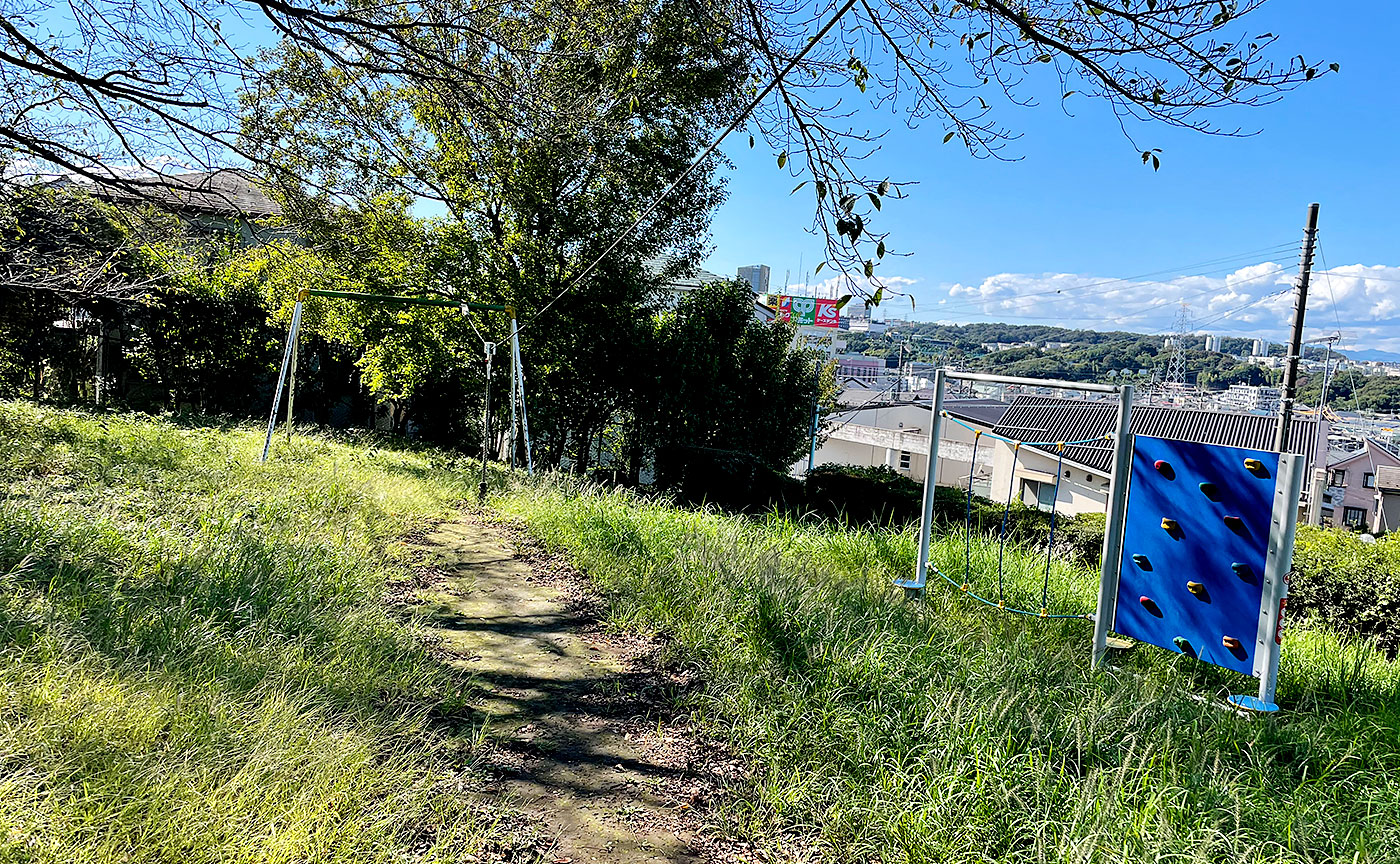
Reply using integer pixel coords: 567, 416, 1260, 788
1274, 202, 1320, 453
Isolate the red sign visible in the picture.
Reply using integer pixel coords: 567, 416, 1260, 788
774, 295, 793, 323
814, 299, 840, 329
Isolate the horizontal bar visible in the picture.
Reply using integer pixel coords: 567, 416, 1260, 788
945, 370, 1121, 393
303, 288, 511, 313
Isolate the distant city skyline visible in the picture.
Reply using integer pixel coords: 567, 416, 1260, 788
702, 0, 1399, 353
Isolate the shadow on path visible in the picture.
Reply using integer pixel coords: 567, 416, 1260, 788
407, 519, 742, 864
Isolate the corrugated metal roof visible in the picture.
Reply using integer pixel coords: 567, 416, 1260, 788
70, 169, 282, 218
993, 395, 1321, 473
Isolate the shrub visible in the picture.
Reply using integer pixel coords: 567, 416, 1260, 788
805, 464, 922, 524
654, 444, 803, 513
1290, 526, 1400, 657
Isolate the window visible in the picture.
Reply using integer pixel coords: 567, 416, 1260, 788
1343, 506, 1368, 529
1331, 469, 1347, 486
1365, 473, 1376, 489
899, 451, 911, 471
1023, 480, 1056, 512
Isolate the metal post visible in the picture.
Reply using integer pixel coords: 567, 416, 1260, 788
261, 300, 302, 463
900, 368, 946, 593
511, 322, 534, 475
1254, 453, 1304, 708
1092, 384, 1135, 667
479, 341, 495, 501
1275, 203, 1320, 453
285, 328, 299, 439
93, 319, 106, 406
508, 318, 518, 470
807, 403, 821, 473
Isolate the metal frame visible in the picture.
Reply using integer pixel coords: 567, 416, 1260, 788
901, 369, 1132, 603
260, 289, 532, 473
1252, 452, 1304, 706
1091, 385, 1136, 667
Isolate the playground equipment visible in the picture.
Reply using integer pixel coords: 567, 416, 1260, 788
260, 289, 533, 486
900, 368, 1304, 711
1111, 436, 1303, 711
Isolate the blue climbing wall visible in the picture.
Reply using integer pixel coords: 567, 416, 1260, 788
1114, 436, 1279, 677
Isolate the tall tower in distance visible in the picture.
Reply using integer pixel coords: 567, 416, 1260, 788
738, 264, 771, 296
1165, 302, 1192, 388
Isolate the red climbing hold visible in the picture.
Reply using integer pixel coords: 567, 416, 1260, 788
1223, 515, 1245, 533
1154, 460, 1176, 480
1140, 596, 1163, 617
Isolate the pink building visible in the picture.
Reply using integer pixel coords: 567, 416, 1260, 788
1321, 439, 1400, 531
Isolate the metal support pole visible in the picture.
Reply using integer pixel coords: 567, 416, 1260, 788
261, 300, 303, 463
511, 319, 533, 475
94, 319, 105, 406
285, 328, 299, 439
901, 368, 947, 593
1275, 203, 1320, 453
1092, 384, 1135, 667
807, 403, 821, 473
1255, 453, 1304, 708
479, 341, 496, 501
508, 319, 518, 470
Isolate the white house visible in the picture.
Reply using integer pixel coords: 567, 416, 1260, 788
799, 398, 1010, 495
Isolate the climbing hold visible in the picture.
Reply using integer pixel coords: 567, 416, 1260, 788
960, 582, 971, 592
1186, 581, 1212, 603
1139, 596, 1163, 617
1131, 553, 1152, 570
1223, 635, 1248, 660
1199, 481, 1221, 501
1244, 458, 1270, 478
1231, 562, 1255, 583
1039, 607, 1048, 618
1154, 459, 1176, 480
1161, 517, 1181, 535
1173, 636, 1198, 658
1223, 515, 1245, 534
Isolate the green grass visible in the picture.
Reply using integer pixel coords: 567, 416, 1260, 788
495, 475, 1400, 863
0, 402, 517, 862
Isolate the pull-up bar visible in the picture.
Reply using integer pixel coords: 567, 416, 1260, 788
262, 288, 533, 479
947, 370, 1122, 394
299, 288, 513, 315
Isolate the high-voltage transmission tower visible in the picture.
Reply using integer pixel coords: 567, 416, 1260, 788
1165, 302, 1193, 388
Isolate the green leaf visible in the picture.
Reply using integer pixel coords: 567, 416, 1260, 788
836, 293, 853, 310
816, 180, 827, 200
877, 240, 886, 259
863, 260, 874, 278
868, 193, 881, 211
814, 261, 825, 275
877, 179, 890, 196
871, 287, 883, 305
943, 131, 956, 144
748, 134, 755, 148
1329, 62, 1341, 73
791, 181, 808, 194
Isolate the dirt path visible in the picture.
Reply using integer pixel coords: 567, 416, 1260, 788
407, 517, 763, 864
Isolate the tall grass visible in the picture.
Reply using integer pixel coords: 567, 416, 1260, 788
0, 402, 511, 862
496, 476, 1400, 863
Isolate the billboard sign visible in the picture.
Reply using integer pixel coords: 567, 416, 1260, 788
767, 295, 839, 328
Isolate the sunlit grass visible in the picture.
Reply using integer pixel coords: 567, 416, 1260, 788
496, 475, 1400, 863
0, 402, 511, 862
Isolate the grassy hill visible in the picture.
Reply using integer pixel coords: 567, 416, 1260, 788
1, 402, 1397, 862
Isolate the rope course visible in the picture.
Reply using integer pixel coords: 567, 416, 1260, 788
923, 410, 1113, 621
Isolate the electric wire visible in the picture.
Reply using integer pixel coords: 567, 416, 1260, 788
521, 0, 859, 334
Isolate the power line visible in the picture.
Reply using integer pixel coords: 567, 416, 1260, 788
520, 0, 859, 334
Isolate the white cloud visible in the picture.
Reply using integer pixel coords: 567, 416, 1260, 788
898, 261, 1400, 352
786, 274, 918, 301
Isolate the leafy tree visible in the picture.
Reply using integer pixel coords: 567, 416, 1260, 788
635, 280, 830, 471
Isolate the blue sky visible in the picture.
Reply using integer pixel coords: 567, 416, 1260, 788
703, 1, 1400, 351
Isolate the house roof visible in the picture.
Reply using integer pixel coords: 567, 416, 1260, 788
992, 395, 1322, 474
63, 169, 281, 218
1328, 438, 1400, 468
943, 398, 1011, 428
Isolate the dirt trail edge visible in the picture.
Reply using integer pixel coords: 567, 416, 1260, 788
407, 516, 794, 864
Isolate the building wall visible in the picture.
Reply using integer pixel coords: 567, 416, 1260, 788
1326, 445, 1400, 530
989, 442, 1110, 516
